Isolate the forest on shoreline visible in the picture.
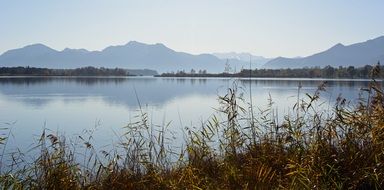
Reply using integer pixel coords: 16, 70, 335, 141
1, 64, 383, 79
159, 63, 384, 79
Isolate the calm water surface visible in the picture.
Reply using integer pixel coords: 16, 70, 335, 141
0, 76, 379, 153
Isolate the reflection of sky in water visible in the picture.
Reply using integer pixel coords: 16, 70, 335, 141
0, 77, 381, 154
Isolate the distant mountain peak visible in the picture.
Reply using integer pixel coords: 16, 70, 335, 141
126, 41, 146, 46
334, 43, 344, 47
125, 41, 168, 48
212, 52, 272, 68
154, 43, 167, 48
23, 43, 53, 50
0, 43, 57, 57
330, 43, 345, 50
62, 48, 89, 53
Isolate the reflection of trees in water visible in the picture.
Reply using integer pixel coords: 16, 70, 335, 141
0, 77, 213, 109
237, 79, 382, 102
239, 79, 377, 89
161, 78, 208, 85
0, 77, 159, 86
0, 77, 377, 110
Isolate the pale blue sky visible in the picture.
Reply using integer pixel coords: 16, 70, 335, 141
1, 0, 383, 57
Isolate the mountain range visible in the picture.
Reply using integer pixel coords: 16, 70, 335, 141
0, 41, 250, 73
0, 36, 384, 73
263, 36, 384, 69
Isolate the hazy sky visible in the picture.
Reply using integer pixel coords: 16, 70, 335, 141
1, 0, 384, 57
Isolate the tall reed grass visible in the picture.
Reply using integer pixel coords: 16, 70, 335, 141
0, 64, 383, 189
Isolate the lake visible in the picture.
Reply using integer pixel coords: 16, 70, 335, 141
0, 76, 379, 155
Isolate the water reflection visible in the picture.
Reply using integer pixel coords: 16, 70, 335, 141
0, 77, 218, 108
0, 76, 380, 155
0, 77, 379, 109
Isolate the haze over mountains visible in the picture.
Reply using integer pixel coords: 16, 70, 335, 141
212, 52, 271, 68
0, 36, 383, 73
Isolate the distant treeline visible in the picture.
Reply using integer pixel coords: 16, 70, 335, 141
159, 64, 384, 79
0, 66, 132, 76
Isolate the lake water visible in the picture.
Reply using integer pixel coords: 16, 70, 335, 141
0, 76, 379, 155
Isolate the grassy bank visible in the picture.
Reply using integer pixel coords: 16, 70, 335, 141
0, 66, 384, 189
